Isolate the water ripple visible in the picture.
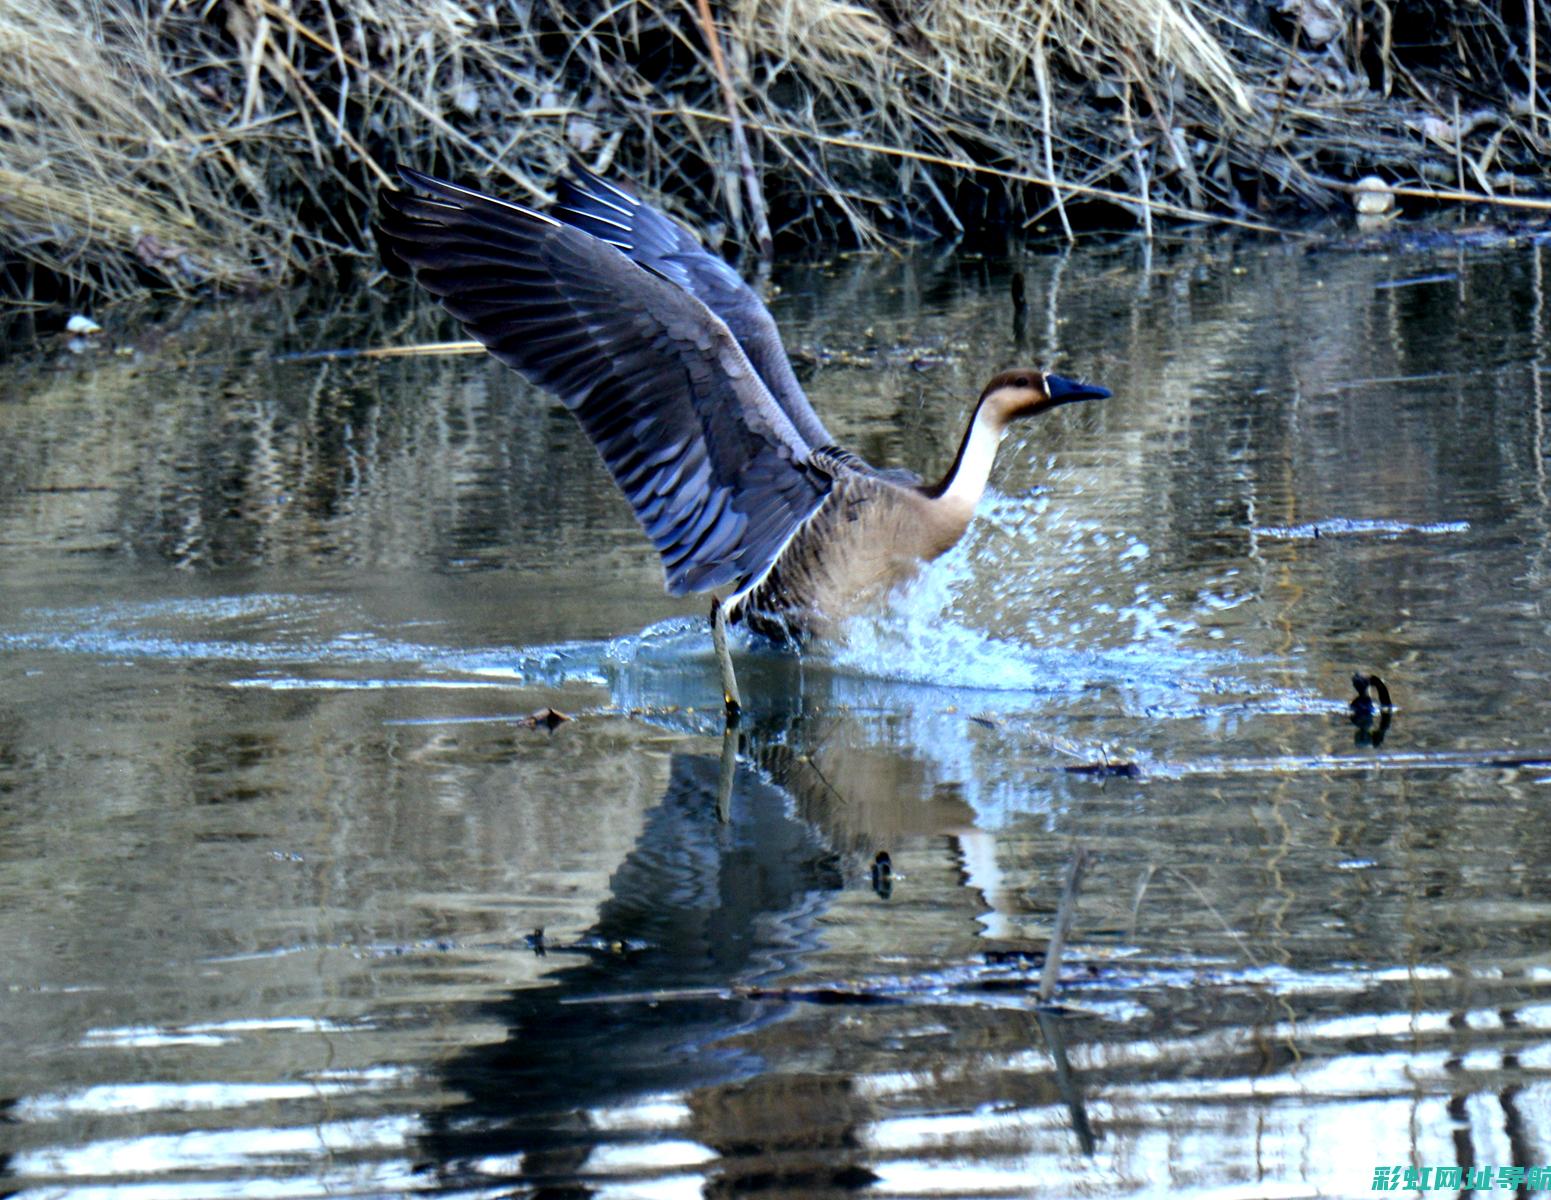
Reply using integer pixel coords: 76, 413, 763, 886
1253, 517, 1471, 539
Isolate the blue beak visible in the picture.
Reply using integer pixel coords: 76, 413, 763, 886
1045, 373, 1112, 404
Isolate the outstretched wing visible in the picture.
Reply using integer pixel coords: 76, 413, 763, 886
553, 162, 837, 453
377, 168, 831, 596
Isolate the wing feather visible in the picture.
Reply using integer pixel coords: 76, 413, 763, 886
378, 168, 831, 596
555, 162, 837, 453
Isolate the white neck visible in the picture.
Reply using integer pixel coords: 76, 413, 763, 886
936, 405, 1005, 517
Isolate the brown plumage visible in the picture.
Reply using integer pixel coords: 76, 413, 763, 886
375, 166, 1110, 660
737, 370, 1111, 639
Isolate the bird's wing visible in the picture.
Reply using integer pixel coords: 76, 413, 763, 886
377, 168, 831, 596
553, 162, 837, 452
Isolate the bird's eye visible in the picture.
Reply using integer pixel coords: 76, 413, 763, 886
1013, 375, 1030, 388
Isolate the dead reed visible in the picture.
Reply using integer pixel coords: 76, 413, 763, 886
2, 0, 1547, 302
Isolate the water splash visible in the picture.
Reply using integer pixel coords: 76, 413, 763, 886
0, 557, 1316, 729
819, 538, 1239, 712
0, 593, 613, 687
825, 560, 1066, 695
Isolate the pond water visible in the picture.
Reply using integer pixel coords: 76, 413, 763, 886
3, 229, 1551, 1198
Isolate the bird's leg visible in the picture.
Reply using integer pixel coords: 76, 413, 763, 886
711, 596, 742, 720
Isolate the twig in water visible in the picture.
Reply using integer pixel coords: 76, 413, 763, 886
1039, 846, 1091, 1004
1128, 864, 1157, 941
1033, 1008, 1096, 1153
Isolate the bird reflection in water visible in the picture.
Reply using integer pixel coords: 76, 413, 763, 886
417, 711, 1097, 1194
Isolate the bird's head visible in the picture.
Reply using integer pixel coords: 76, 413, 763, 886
978, 369, 1111, 426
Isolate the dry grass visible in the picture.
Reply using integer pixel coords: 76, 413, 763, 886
0, 0, 566, 299
2, 0, 1547, 303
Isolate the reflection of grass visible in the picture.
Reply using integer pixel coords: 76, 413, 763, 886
4, 0, 1548, 302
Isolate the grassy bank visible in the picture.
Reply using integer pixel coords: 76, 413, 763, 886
3, 0, 1549, 304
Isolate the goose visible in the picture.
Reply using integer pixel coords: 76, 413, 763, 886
376, 163, 1111, 715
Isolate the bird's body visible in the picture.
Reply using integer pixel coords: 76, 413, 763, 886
739, 461, 949, 641
376, 164, 1109, 697
737, 390, 1021, 640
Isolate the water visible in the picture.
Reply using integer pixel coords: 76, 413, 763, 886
3, 232, 1551, 1197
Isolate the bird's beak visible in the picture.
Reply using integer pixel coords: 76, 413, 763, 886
1044, 373, 1112, 406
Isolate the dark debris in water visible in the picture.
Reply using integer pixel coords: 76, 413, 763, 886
1065, 761, 1143, 778
1350, 672, 1396, 747
1350, 672, 1395, 715
519, 706, 571, 731
983, 946, 1047, 968
870, 851, 893, 899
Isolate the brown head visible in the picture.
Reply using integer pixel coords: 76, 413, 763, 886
976, 368, 1112, 430
921, 367, 1113, 508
